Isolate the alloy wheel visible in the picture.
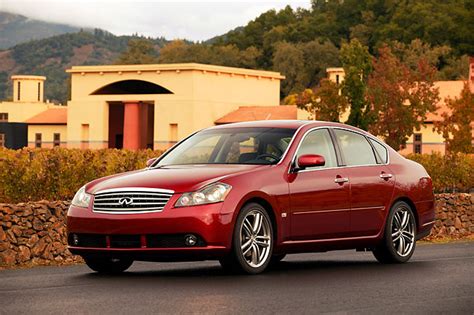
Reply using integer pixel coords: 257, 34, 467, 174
391, 205, 415, 257
240, 209, 272, 268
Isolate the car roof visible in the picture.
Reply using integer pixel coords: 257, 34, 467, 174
207, 120, 367, 134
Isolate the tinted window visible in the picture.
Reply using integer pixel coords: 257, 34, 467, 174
334, 129, 377, 166
369, 138, 388, 163
296, 129, 337, 169
157, 127, 296, 166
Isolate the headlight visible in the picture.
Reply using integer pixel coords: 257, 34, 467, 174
175, 183, 232, 207
71, 186, 92, 208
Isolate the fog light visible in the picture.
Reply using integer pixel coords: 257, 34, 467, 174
184, 234, 197, 246
72, 234, 79, 246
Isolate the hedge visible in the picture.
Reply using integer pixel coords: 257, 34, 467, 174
405, 152, 473, 193
0, 148, 163, 203
0, 149, 471, 203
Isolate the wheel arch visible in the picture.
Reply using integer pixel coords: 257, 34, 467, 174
391, 196, 419, 230
241, 197, 278, 243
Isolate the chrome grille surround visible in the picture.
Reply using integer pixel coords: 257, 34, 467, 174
93, 187, 174, 214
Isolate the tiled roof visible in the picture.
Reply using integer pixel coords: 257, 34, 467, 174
215, 105, 297, 125
26, 108, 67, 124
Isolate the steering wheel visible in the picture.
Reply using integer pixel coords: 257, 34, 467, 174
255, 153, 280, 163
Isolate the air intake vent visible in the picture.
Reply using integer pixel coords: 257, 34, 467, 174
93, 188, 174, 214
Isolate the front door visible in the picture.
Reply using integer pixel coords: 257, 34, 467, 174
289, 129, 351, 240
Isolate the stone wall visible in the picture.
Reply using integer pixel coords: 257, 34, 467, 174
0, 194, 473, 267
0, 201, 82, 268
430, 193, 473, 238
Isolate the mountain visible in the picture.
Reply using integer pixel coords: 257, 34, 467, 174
0, 29, 168, 103
0, 11, 84, 49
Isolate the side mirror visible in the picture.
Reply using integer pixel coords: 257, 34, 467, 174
297, 154, 325, 170
146, 158, 157, 168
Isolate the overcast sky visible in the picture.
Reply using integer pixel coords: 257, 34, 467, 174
1, 0, 311, 41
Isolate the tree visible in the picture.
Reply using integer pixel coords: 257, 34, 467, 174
340, 39, 373, 130
366, 45, 439, 149
435, 82, 474, 153
116, 38, 158, 64
296, 78, 349, 121
272, 41, 305, 96
389, 39, 451, 71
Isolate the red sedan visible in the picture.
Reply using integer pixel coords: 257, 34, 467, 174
67, 120, 435, 274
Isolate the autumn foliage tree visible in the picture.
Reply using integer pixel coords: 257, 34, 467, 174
366, 45, 439, 149
295, 79, 348, 121
435, 82, 474, 153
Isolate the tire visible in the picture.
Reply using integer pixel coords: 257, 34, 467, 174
373, 201, 417, 264
219, 203, 274, 274
84, 257, 133, 274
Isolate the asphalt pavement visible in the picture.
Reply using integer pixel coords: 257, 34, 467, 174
1, 242, 473, 314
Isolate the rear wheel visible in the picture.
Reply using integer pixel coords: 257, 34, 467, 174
219, 203, 273, 274
373, 201, 416, 264
84, 257, 133, 274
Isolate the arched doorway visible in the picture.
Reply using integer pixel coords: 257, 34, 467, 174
91, 80, 173, 150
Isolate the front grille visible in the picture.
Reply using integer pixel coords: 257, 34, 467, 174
93, 188, 174, 214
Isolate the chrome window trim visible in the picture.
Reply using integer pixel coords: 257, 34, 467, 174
288, 125, 391, 174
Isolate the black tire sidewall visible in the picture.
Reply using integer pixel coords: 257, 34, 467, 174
84, 257, 133, 274
383, 201, 417, 263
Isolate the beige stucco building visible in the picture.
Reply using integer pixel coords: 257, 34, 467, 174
66, 63, 284, 150
0, 75, 67, 148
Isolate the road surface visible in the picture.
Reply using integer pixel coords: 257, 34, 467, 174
1, 242, 473, 314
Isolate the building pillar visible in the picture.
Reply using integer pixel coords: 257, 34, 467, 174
123, 101, 141, 150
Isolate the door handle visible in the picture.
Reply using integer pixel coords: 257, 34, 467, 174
334, 177, 349, 184
380, 173, 393, 180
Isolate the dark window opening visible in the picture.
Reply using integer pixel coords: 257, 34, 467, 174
17, 82, 21, 101
336, 74, 340, 85
38, 82, 41, 101
413, 133, 422, 154
35, 133, 42, 148
53, 133, 60, 147
91, 80, 173, 95
0, 113, 8, 122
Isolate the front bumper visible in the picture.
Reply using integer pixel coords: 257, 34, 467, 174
67, 199, 234, 260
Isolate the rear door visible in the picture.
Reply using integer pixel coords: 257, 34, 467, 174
332, 129, 395, 237
289, 128, 351, 240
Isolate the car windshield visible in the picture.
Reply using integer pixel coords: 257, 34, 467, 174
156, 127, 296, 166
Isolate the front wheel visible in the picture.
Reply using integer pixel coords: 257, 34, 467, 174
220, 203, 273, 274
84, 257, 133, 274
373, 201, 416, 264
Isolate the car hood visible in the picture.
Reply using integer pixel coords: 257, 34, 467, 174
85, 164, 266, 194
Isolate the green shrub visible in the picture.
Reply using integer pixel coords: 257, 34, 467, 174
405, 152, 473, 193
0, 148, 163, 203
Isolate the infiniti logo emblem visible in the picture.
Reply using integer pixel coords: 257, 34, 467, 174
119, 197, 133, 206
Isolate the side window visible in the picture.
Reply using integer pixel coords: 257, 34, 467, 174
334, 129, 377, 166
296, 129, 337, 169
369, 138, 388, 163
